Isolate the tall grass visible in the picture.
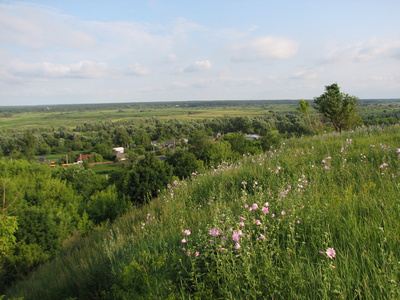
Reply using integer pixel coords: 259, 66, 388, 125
5, 125, 400, 299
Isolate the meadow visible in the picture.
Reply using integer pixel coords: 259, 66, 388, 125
1, 99, 399, 131
5, 124, 400, 299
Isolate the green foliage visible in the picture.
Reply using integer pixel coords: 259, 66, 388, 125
165, 150, 200, 179
123, 153, 173, 204
0, 216, 18, 257
87, 185, 129, 224
314, 83, 361, 132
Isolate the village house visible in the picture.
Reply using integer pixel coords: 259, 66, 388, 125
245, 134, 262, 141
76, 154, 91, 164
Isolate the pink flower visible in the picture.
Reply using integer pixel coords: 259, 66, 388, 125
183, 230, 191, 236
326, 248, 336, 259
239, 222, 245, 227
239, 216, 245, 220
181, 238, 187, 243
209, 228, 221, 237
186, 252, 191, 257
255, 220, 261, 226
251, 203, 258, 210
234, 243, 241, 250
171, 193, 174, 198
265, 202, 269, 207
262, 207, 269, 213
271, 214, 275, 218
258, 234, 265, 240
195, 251, 199, 257
281, 210, 286, 216
232, 231, 241, 242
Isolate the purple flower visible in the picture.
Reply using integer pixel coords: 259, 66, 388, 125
326, 248, 336, 259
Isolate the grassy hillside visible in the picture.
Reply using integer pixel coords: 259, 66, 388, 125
5, 125, 400, 299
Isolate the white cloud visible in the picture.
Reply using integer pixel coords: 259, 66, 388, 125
9, 60, 109, 79
183, 60, 212, 72
0, 3, 96, 49
126, 63, 150, 76
324, 38, 400, 64
231, 36, 298, 62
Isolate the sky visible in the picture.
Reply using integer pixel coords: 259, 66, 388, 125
1, 0, 399, 106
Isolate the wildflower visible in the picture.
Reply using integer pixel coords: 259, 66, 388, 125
324, 166, 330, 170
195, 251, 199, 257
239, 216, 245, 220
251, 203, 258, 210
221, 248, 226, 251
183, 230, 191, 236
244, 204, 249, 208
326, 248, 336, 259
234, 243, 241, 250
171, 193, 174, 198
255, 220, 261, 226
265, 202, 269, 207
271, 214, 275, 218
258, 234, 266, 240
232, 231, 241, 242
186, 252, 191, 257
239, 222, 245, 227
262, 207, 269, 213
380, 163, 388, 168
297, 220, 301, 224
209, 228, 221, 237
181, 238, 186, 243
281, 210, 286, 216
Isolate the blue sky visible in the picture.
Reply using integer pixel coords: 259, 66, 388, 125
1, 0, 399, 106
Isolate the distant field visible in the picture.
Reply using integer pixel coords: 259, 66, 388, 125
0, 105, 290, 130
1, 99, 399, 131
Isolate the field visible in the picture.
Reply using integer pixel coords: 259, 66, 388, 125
1, 99, 399, 131
5, 124, 400, 299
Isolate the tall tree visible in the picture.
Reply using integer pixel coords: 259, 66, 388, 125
314, 83, 360, 132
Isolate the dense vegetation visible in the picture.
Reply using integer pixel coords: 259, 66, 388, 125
2, 124, 400, 299
1, 98, 400, 298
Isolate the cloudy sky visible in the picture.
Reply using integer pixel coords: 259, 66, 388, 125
1, 0, 399, 106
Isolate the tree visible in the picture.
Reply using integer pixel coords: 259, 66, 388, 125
123, 153, 173, 204
165, 150, 200, 179
314, 83, 360, 132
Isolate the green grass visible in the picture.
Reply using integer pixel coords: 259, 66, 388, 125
5, 125, 400, 299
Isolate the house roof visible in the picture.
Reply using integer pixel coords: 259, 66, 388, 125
77, 154, 91, 162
